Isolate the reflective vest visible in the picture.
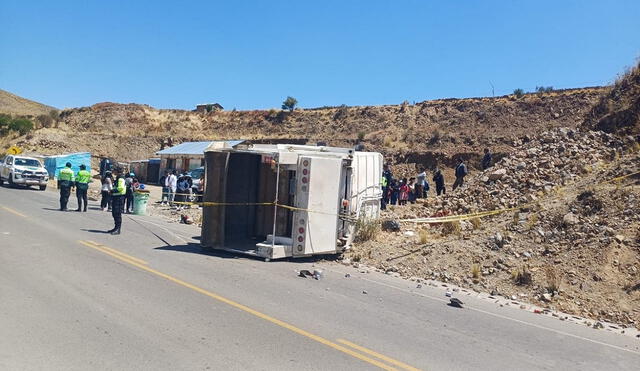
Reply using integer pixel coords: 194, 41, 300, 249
76, 169, 91, 184
381, 176, 388, 187
112, 177, 126, 196
59, 167, 75, 182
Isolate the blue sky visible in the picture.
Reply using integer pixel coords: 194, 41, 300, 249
1, 0, 639, 110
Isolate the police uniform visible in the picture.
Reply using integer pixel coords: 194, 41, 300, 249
75, 167, 92, 212
58, 166, 75, 211
110, 175, 126, 234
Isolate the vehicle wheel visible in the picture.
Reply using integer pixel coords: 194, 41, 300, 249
0, 177, 3, 186
7, 174, 14, 188
39, 185, 47, 191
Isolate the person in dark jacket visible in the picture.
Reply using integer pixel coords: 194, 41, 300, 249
382, 164, 393, 206
452, 158, 468, 191
433, 168, 446, 195
481, 148, 493, 170
389, 178, 399, 205
176, 173, 193, 210
124, 172, 135, 213
109, 167, 126, 235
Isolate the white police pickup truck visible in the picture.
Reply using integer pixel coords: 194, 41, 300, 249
0, 155, 49, 190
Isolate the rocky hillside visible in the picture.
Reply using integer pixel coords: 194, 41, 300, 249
583, 61, 640, 136
14, 87, 605, 166
0, 89, 57, 117
349, 128, 640, 329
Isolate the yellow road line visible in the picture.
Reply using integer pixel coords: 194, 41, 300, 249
76, 240, 399, 370
79, 241, 146, 267
337, 339, 423, 371
85, 240, 148, 265
1, 206, 27, 218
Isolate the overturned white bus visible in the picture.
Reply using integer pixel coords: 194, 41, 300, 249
201, 142, 382, 260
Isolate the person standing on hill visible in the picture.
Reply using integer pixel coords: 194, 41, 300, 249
416, 167, 429, 198
109, 167, 126, 235
407, 177, 417, 204
381, 163, 393, 206
452, 158, 468, 191
482, 148, 493, 170
58, 162, 75, 211
433, 168, 446, 196
398, 178, 410, 205
75, 164, 92, 212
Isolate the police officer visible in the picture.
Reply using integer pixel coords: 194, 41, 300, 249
75, 164, 91, 212
109, 167, 126, 235
58, 162, 75, 211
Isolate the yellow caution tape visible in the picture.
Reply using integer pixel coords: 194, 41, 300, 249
602, 170, 640, 184
160, 163, 638, 225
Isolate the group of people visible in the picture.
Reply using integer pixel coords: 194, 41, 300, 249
57, 162, 92, 212
57, 163, 127, 235
381, 148, 492, 209
100, 170, 140, 213
159, 170, 204, 209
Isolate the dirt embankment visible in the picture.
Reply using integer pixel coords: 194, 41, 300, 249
347, 128, 640, 329
583, 61, 640, 136
11, 87, 605, 167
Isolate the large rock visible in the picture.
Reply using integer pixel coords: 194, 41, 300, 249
562, 212, 580, 226
489, 168, 507, 181
381, 220, 401, 232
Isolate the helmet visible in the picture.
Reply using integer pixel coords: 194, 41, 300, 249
65, 162, 72, 167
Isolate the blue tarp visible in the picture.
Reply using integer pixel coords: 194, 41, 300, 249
44, 152, 91, 179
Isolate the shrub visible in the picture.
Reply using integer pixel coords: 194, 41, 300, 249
354, 217, 380, 243
49, 109, 60, 121
428, 129, 441, 144
512, 265, 532, 285
37, 114, 54, 128
469, 217, 482, 230
266, 109, 278, 120
334, 104, 348, 121
418, 229, 429, 244
544, 266, 561, 293
536, 86, 554, 94
282, 96, 298, 112
441, 221, 461, 236
8, 118, 34, 135
513, 88, 525, 98
525, 213, 538, 230
357, 131, 366, 141
0, 114, 11, 133
471, 263, 481, 279
383, 137, 393, 147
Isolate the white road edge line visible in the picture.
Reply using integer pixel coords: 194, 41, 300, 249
345, 272, 640, 356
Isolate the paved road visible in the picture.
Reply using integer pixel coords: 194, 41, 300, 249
1, 185, 639, 370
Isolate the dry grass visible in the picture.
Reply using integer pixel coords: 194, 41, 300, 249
525, 213, 539, 230
418, 229, 430, 244
354, 217, 380, 243
469, 217, 482, 230
544, 266, 562, 293
441, 221, 461, 236
383, 136, 393, 147
0, 89, 57, 116
471, 263, 481, 279
511, 265, 532, 286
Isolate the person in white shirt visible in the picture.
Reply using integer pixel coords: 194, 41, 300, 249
167, 170, 178, 206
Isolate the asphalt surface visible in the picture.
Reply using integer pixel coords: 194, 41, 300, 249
1, 185, 639, 370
